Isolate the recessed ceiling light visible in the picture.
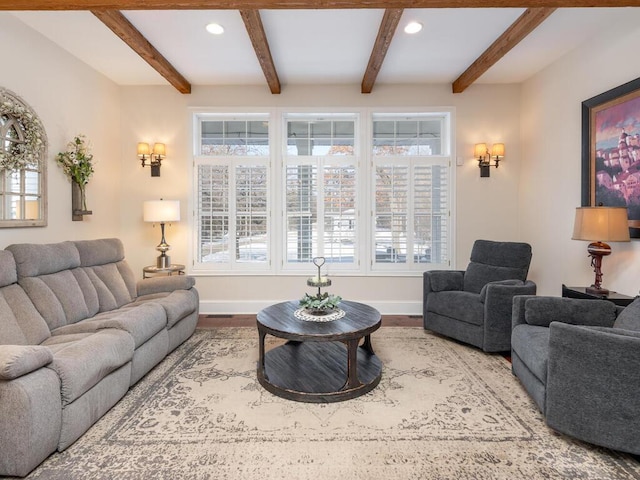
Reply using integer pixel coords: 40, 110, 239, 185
206, 23, 224, 35
404, 22, 423, 34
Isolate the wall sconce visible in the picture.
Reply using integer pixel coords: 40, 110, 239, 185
137, 142, 166, 177
475, 143, 505, 178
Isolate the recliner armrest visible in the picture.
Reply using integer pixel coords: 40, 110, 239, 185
136, 275, 195, 297
423, 270, 464, 293
0, 345, 53, 380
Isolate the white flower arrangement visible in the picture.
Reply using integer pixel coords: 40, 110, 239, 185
56, 135, 94, 187
0, 89, 46, 172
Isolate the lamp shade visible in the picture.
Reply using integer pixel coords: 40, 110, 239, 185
143, 200, 180, 223
153, 143, 166, 156
491, 143, 505, 157
572, 207, 630, 242
474, 143, 487, 157
137, 142, 150, 156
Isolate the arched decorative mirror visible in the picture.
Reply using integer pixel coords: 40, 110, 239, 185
0, 88, 47, 227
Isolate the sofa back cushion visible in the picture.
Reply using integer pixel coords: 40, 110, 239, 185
463, 240, 532, 294
0, 251, 50, 345
613, 296, 640, 331
6, 242, 100, 330
0, 284, 51, 345
75, 239, 137, 311
525, 297, 617, 328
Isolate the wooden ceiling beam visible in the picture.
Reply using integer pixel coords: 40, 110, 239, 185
361, 8, 403, 94
92, 10, 191, 93
452, 7, 556, 93
5, 0, 640, 10
240, 9, 281, 94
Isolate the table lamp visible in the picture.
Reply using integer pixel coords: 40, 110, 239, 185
143, 199, 180, 268
572, 206, 630, 295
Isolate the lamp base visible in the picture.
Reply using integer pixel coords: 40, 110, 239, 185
157, 253, 171, 269
586, 285, 610, 296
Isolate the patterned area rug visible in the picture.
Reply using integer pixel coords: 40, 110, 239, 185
22, 328, 640, 479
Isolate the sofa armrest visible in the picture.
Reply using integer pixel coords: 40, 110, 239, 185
136, 275, 195, 297
0, 345, 53, 380
423, 270, 464, 294
482, 280, 536, 352
546, 323, 640, 454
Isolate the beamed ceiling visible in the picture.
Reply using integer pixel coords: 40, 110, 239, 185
6, 1, 640, 95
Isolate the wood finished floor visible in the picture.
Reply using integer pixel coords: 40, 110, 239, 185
197, 314, 423, 328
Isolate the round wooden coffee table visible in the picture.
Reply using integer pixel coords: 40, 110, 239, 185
256, 300, 382, 403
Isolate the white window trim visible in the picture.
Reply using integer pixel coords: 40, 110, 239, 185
188, 107, 456, 277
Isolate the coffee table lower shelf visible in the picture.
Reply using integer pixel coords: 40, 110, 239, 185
257, 341, 382, 403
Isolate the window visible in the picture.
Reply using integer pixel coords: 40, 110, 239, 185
372, 115, 450, 271
0, 89, 47, 227
195, 115, 270, 271
284, 115, 358, 269
192, 109, 452, 275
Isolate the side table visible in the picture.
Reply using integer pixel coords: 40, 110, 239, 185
561, 284, 636, 307
143, 264, 185, 279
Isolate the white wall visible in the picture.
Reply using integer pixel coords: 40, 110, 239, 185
0, 14, 122, 247
2, 12, 525, 314
521, 12, 640, 297
120, 83, 522, 314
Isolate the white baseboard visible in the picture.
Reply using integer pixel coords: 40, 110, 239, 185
198, 300, 423, 316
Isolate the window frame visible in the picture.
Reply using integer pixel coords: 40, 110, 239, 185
190, 107, 455, 277
192, 111, 273, 274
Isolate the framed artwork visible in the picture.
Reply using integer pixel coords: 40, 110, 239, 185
582, 76, 640, 238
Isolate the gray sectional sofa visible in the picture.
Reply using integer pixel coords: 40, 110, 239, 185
511, 294, 640, 455
0, 238, 199, 477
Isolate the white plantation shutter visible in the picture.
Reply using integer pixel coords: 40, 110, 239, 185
284, 115, 358, 270
372, 115, 451, 271
193, 110, 452, 274
195, 114, 270, 271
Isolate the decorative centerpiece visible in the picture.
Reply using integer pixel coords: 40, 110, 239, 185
295, 257, 345, 322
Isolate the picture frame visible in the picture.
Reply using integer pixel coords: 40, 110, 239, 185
582, 76, 640, 238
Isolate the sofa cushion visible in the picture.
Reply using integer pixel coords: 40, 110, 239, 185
426, 290, 484, 326
43, 329, 134, 405
20, 273, 93, 331
525, 297, 617, 328
0, 345, 53, 380
0, 251, 17, 288
53, 303, 167, 349
511, 324, 549, 385
7, 241, 80, 278
135, 289, 199, 329
74, 238, 125, 266
613, 297, 640, 331
464, 263, 528, 294
511, 324, 550, 384
0, 284, 51, 345
83, 263, 135, 311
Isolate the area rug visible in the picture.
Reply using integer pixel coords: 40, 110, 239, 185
21, 328, 640, 479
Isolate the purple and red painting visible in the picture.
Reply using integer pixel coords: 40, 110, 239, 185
593, 93, 640, 234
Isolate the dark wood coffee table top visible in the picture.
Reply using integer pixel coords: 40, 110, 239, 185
256, 300, 381, 341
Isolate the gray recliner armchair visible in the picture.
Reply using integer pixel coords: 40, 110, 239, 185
511, 295, 640, 455
423, 239, 536, 352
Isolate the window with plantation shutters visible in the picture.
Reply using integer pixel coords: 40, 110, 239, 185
284, 115, 358, 270
192, 110, 453, 275
195, 115, 270, 270
372, 115, 450, 271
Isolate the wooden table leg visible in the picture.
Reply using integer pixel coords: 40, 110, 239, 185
258, 329, 268, 381
345, 338, 362, 389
